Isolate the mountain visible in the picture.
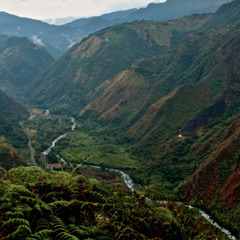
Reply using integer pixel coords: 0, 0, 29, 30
65, 0, 232, 39
0, 90, 28, 169
43, 16, 78, 25
65, 9, 137, 37
0, 0, 232, 59
0, 35, 54, 93
29, 14, 210, 113
66, 9, 137, 28
202, 0, 240, 30
127, 0, 232, 21
27, 0, 240, 234
0, 12, 82, 58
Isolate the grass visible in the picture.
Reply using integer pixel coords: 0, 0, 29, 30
55, 128, 138, 170
22, 111, 138, 170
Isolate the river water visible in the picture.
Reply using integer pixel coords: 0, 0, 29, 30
41, 116, 237, 240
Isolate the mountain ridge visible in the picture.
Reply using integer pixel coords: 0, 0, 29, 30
0, 0, 232, 58
29, 14, 210, 114
0, 35, 54, 94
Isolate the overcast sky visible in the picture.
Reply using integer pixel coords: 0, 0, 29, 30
0, 0, 165, 20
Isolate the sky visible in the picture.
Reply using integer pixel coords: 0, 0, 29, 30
0, 0, 165, 20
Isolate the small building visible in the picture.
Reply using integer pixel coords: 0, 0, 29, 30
46, 164, 61, 170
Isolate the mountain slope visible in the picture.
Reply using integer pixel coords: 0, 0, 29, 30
29, 14, 210, 114
78, 23, 239, 181
76, 1, 240, 233
0, 11, 82, 57
202, 0, 240, 30
0, 90, 28, 169
0, 35, 54, 92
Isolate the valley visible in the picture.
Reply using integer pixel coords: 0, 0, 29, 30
18, 108, 238, 239
1, 0, 240, 238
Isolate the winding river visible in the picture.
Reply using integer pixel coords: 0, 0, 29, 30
40, 115, 237, 240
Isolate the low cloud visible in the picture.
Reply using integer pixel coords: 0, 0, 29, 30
32, 35, 46, 47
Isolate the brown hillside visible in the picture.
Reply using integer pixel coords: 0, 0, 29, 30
183, 118, 240, 205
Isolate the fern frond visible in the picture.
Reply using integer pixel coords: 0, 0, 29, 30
2, 217, 30, 228
6, 224, 32, 239
31, 229, 54, 240
49, 200, 70, 210
56, 231, 79, 240
35, 217, 51, 231
42, 190, 64, 201
4, 210, 24, 218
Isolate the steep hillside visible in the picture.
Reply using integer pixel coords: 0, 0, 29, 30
79, 22, 240, 177
29, 14, 210, 113
0, 35, 54, 92
0, 90, 28, 168
0, 136, 26, 170
76, 1, 240, 234
202, 0, 240, 30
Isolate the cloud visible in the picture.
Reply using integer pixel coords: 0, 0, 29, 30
1, 0, 164, 19
32, 35, 46, 47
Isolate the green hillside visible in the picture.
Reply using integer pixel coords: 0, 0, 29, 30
0, 35, 54, 93
28, 14, 210, 114
0, 90, 28, 168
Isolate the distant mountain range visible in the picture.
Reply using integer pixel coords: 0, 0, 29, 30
0, 0, 232, 58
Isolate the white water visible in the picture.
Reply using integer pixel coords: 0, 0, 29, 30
42, 116, 79, 155
45, 109, 50, 116
42, 133, 67, 155
56, 154, 67, 164
29, 115, 36, 120
195, 207, 237, 240
119, 172, 237, 240
108, 168, 135, 191
70, 117, 77, 131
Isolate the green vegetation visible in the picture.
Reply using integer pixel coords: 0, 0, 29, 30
55, 123, 138, 170
23, 114, 71, 151
0, 166, 230, 239
1, 0, 240, 238
28, 14, 210, 114
0, 35, 54, 95
0, 90, 28, 168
